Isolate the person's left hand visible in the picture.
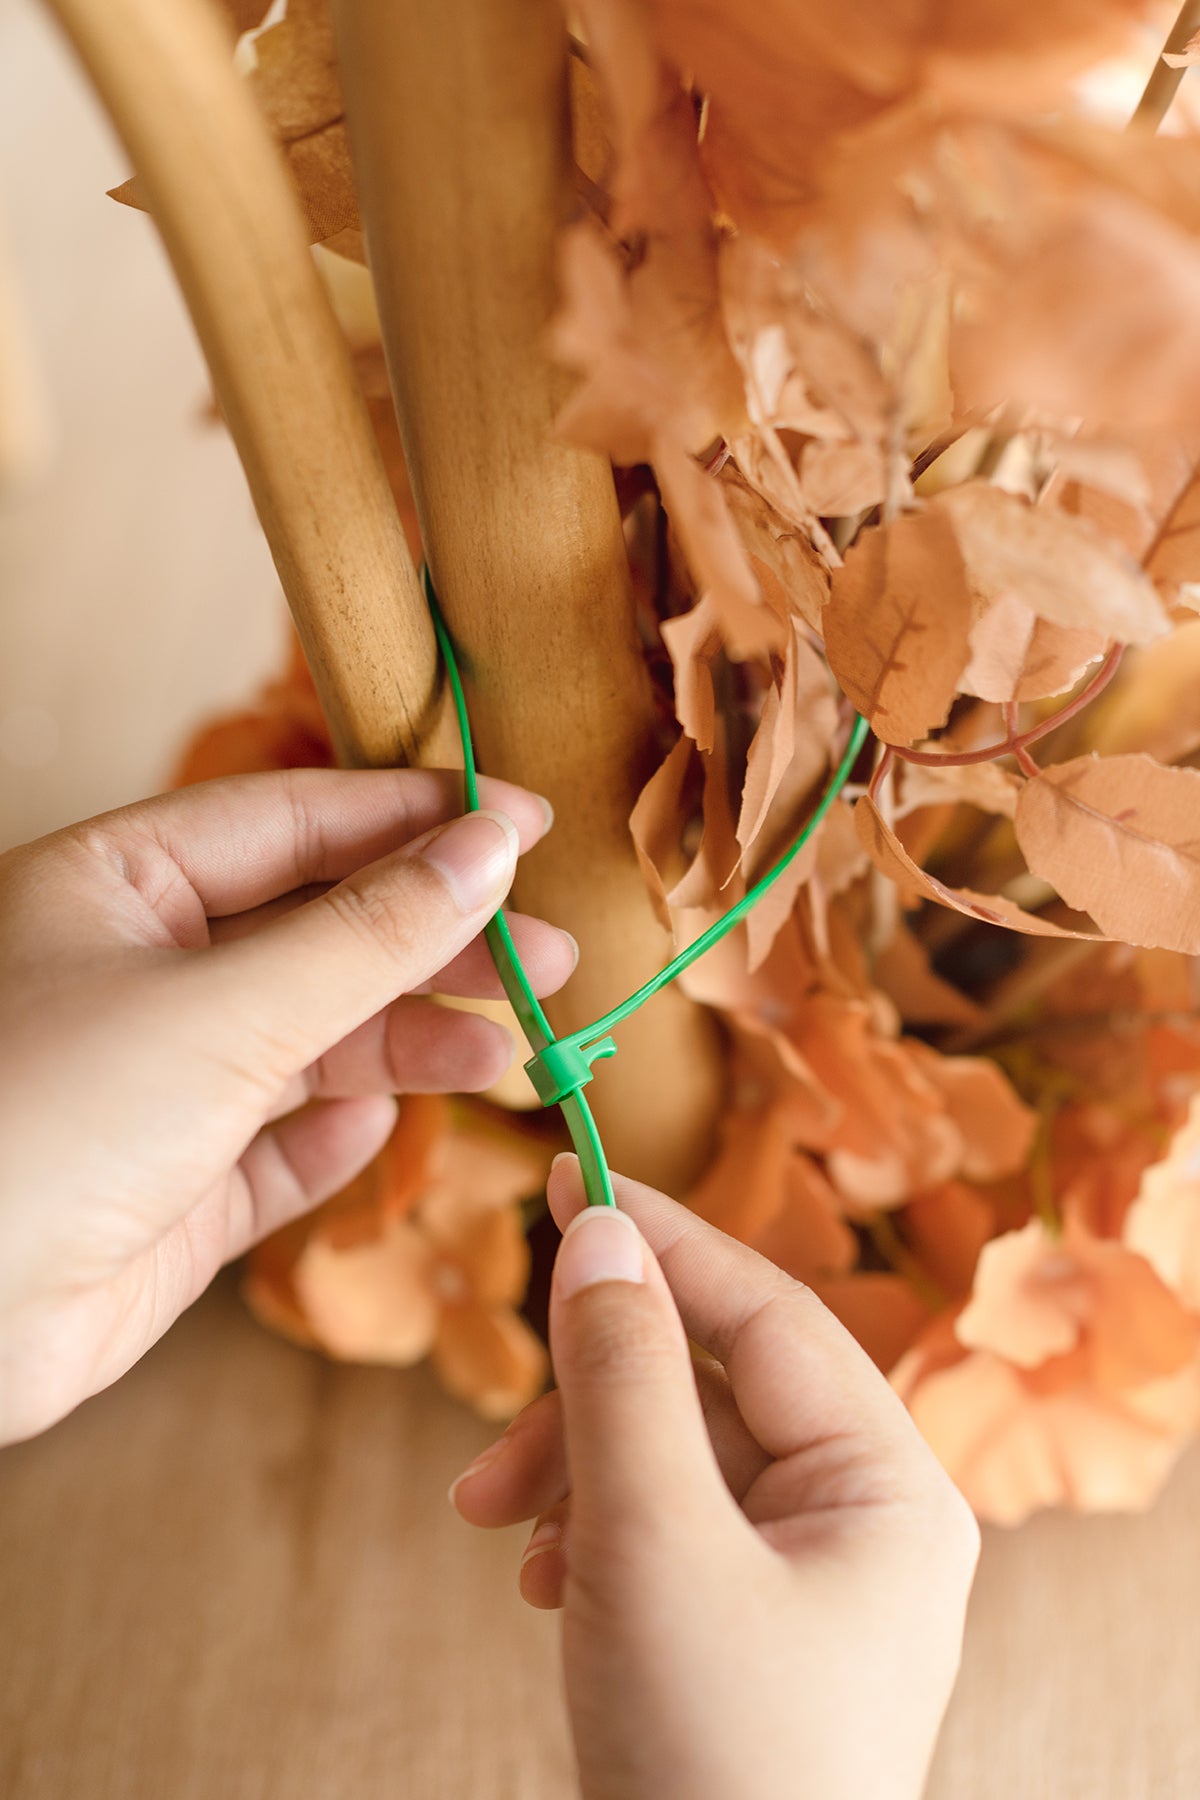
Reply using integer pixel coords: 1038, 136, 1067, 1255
0, 768, 575, 1444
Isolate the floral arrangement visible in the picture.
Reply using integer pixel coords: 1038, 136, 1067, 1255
143, 0, 1200, 1526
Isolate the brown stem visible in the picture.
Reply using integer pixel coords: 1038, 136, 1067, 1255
1130, 0, 1200, 133
332, 0, 724, 1192
891, 643, 1123, 770
44, 0, 448, 769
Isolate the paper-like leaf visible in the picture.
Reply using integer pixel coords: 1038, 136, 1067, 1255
660, 595, 721, 751
1144, 455, 1200, 609
1088, 619, 1200, 767
629, 733, 696, 928
1014, 754, 1200, 954
961, 598, 1108, 705
823, 510, 973, 746
934, 481, 1169, 648
855, 793, 1105, 939
642, 0, 1154, 240
1163, 28, 1200, 67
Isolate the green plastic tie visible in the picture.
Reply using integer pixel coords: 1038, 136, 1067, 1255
424, 566, 869, 1209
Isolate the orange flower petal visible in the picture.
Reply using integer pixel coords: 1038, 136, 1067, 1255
292, 1218, 438, 1366
433, 1305, 550, 1421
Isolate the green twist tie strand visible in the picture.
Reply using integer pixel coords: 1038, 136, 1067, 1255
424, 567, 870, 1211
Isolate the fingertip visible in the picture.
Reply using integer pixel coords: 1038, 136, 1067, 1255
518, 1515, 567, 1611
474, 778, 555, 852
547, 1152, 587, 1230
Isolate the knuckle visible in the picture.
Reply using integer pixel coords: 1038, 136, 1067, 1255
281, 769, 331, 879
323, 871, 419, 964
564, 1290, 679, 1388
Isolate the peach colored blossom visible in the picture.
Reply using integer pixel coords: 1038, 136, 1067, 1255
246, 1099, 554, 1420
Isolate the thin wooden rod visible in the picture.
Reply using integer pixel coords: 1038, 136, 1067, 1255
333, 0, 724, 1190
44, 0, 447, 769
1131, 0, 1200, 132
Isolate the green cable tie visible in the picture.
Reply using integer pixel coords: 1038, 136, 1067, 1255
423, 566, 869, 1208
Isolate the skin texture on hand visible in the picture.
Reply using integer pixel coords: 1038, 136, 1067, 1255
0, 768, 576, 1444
452, 1159, 981, 1800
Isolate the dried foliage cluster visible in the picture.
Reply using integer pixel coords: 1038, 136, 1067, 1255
165, 0, 1200, 1522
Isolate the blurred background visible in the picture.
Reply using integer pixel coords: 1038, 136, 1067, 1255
3, 1, 1200, 1795
0, 0, 281, 852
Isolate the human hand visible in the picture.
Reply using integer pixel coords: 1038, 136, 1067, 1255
452, 1159, 980, 1800
0, 769, 576, 1444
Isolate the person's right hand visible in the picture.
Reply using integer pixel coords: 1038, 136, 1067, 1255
452, 1159, 979, 1800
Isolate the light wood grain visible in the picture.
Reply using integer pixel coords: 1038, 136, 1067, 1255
45, 0, 447, 772
333, 0, 725, 1194
4, 7, 1200, 1798
0, 1276, 577, 1800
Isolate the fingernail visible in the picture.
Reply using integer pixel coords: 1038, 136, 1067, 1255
447, 1436, 508, 1509
536, 793, 555, 835
555, 1207, 645, 1300
415, 810, 518, 913
550, 1151, 576, 1173
558, 928, 580, 972
520, 1518, 563, 1569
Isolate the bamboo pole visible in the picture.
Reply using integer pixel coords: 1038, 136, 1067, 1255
1131, 0, 1200, 132
44, 0, 448, 769
333, 0, 725, 1191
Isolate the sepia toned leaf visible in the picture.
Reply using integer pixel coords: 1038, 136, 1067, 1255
823, 509, 973, 746
855, 793, 1105, 939
1014, 754, 1200, 954
934, 481, 1170, 648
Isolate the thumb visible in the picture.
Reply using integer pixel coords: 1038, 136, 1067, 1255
549, 1205, 732, 1546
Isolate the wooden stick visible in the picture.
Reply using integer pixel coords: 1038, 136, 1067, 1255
333, 0, 724, 1190
1130, 0, 1200, 132
44, 0, 448, 769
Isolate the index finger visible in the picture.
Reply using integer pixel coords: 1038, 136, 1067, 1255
546, 1156, 921, 1469
69, 767, 552, 918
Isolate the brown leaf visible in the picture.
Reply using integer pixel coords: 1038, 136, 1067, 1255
721, 468, 828, 634
629, 733, 697, 929
934, 481, 1169, 649
1144, 455, 1200, 611
962, 600, 1107, 706
249, 0, 341, 139
873, 922, 987, 1031
1013, 754, 1200, 954
1087, 619, 1200, 767
855, 793, 1105, 939
220, 0, 274, 33
660, 596, 721, 751
823, 509, 973, 746
1163, 28, 1200, 67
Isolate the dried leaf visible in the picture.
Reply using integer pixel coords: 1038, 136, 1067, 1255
1163, 28, 1200, 67
895, 758, 1022, 821
823, 510, 973, 746
855, 792, 1105, 939
1086, 619, 1200, 766
934, 481, 1169, 649
1144, 454, 1200, 608
962, 598, 1108, 705
630, 733, 697, 928
660, 596, 721, 750
1014, 754, 1200, 954
872, 922, 987, 1031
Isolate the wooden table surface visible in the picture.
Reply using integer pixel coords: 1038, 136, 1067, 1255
3, 4, 1200, 1795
